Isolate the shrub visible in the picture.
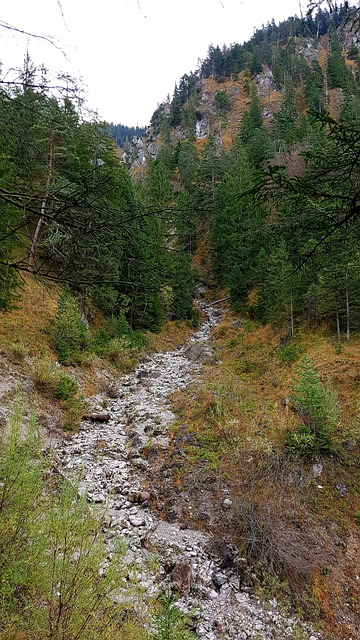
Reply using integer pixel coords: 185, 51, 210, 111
54, 372, 82, 432
92, 327, 110, 353
131, 329, 147, 349
284, 425, 317, 458
48, 288, 88, 364
153, 591, 196, 640
0, 400, 144, 638
30, 355, 58, 392
233, 496, 317, 576
93, 315, 146, 356
278, 345, 300, 365
103, 337, 135, 369
30, 360, 81, 430
8, 340, 28, 362
55, 371, 78, 400
187, 308, 200, 328
0, 265, 19, 311
62, 396, 84, 431
106, 314, 133, 339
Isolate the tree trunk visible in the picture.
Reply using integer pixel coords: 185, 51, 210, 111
28, 137, 54, 272
336, 311, 341, 343
345, 267, 350, 341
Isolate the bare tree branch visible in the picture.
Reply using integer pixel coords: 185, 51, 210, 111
0, 20, 63, 53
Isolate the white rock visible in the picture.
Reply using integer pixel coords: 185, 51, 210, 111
129, 516, 145, 527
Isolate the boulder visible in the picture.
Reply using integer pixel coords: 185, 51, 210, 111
171, 561, 192, 594
184, 342, 215, 364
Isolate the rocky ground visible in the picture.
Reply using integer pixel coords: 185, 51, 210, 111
54, 302, 321, 640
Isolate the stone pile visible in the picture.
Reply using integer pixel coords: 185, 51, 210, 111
54, 302, 320, 639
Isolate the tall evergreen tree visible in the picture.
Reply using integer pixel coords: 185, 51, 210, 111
211, 137, 264, 305
272, 77, 299, 149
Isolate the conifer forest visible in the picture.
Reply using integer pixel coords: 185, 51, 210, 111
1, 2, 360, 639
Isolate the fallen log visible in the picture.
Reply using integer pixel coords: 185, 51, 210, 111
206, 296, 230, 306
81, 412, 110, 423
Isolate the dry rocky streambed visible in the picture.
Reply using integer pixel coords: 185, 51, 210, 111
54, 302, 319, 640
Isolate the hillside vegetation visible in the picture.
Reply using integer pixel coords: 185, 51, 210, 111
1, 2, 360, 639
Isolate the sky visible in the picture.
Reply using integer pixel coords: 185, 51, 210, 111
0, 0, 307, 126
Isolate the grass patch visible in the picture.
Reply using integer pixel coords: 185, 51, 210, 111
168, 310, 360, 633
7, 340, 28, 362
0, 276, 58, 357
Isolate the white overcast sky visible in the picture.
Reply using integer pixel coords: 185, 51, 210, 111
0, 0, 307, 126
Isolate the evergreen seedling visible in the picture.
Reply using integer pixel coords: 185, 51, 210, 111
288, 355, 339, 454
153, 591, 196, 640
49, 288, 88, 364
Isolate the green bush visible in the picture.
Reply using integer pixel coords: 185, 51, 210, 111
93, 314, 146, 356
30, 355, 58, 391
62, 396, 84, 432
131, 329, 147, 349
106, 314, 133, 338
0, 265, 19, 311
55, 371, 78, 400
287, 355, 340, 455
284, 425, 317, 457
153, 591, 196, 640
278, 345, 300, 365
49, 288, 88, 364
103, 337, 134, 368
54, 372, 82, 431
187, 308, 200, 328
30, 360, 81, 430
0, 399, 144, 638
92, 327, 110, 353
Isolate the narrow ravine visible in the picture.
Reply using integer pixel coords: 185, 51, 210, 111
54, 302, 319, 640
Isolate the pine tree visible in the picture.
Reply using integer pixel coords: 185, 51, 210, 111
240, 87, 274, 168
177, 140, 199, 191
211, 138, 264, 306
304, 60, 326, 112
328, 31, 354, 91
290, 354, 339, 452
272, 77, 299, 148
